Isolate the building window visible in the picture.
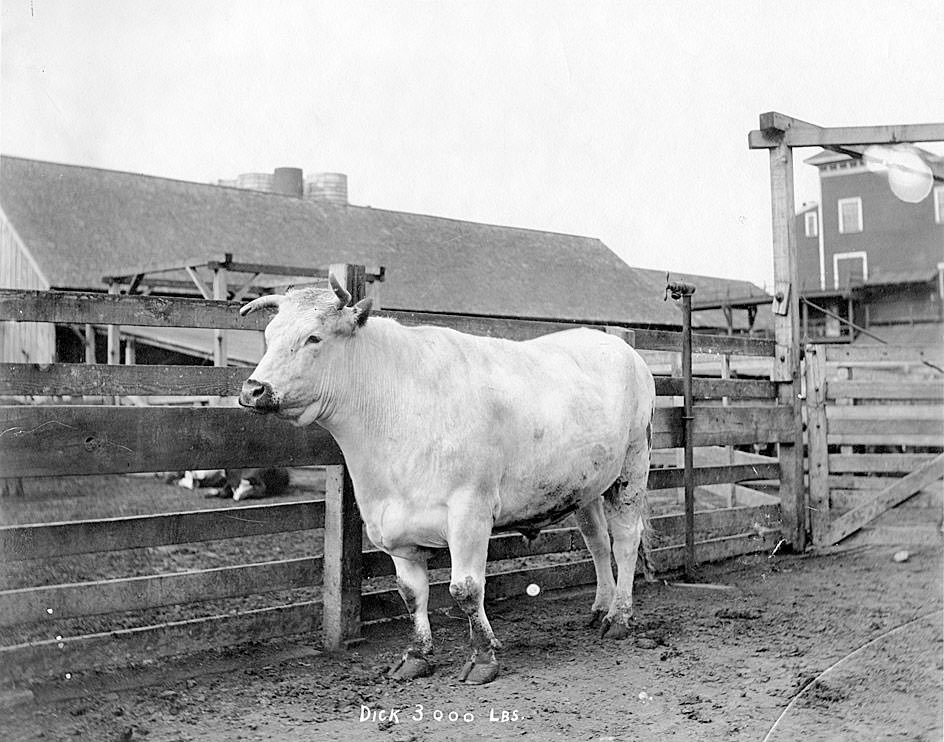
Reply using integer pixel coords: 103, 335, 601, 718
834, 251, 868, 289
935, 186, 943, 224
804, 210, 818, 237
838, 197, 863, 234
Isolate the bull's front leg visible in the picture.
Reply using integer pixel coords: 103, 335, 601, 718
447, 493, 501, 684
388, 553, 435, 680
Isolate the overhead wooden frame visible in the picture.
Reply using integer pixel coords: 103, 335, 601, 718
748, 112, 944, 149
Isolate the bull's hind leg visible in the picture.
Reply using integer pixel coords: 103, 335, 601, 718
600, 432, 654, 640
575, 498, 616, 628
447, 494, 501, 684
388, 554, 435, 680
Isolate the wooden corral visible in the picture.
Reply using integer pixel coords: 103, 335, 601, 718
805, 343, 944, 547
0, 264, 790, 685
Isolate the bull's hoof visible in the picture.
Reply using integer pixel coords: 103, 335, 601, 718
457, 657, 500, 684
388, 652, 434, 681
600, 617, 632, 641
587, 609, 607, 629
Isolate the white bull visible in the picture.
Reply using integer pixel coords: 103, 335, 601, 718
238, 276, 656, 684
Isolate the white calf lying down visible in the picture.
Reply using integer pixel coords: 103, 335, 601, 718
175, 467, 290, 500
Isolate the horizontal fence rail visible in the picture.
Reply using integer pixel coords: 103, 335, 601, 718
0, 290, 777, 357
1, 363, 777, 400
0, 406, 343, 478
0, 404, 791, 478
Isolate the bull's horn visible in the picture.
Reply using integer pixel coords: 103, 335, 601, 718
239, 294, 283, 316
328, 272, 352, 307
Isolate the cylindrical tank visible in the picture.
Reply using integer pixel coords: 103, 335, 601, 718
272, 167, 304, 197
236, 172, 273, 192
306, 172, 348, 205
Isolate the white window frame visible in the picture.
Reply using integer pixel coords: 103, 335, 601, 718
804, 210, 818, 238
833, 251, 868, 290
837, 196, 863, 234
934, 185, 943, 224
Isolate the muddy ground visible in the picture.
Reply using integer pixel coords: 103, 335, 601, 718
4, 541, 941, 742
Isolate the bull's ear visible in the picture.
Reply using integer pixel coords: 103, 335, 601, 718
352, 297, 373, 327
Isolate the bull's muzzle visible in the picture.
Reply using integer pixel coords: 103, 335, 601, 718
239, 379, 278, 412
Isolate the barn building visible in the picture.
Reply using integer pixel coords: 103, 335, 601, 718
794, 146, 944, 347
1, 156, 770, 365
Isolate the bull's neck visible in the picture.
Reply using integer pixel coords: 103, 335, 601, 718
314, 318, 409, 454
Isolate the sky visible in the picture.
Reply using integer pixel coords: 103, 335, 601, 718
2, 0, 942, 290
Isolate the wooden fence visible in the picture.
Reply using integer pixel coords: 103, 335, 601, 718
805, 343, 944, 547
0, 268, 792, 685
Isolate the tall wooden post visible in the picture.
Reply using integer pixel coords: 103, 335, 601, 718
322, 263, 367, 650
212, 266, 229, 368
804, 345, 829, 545
767, 135, 807, 552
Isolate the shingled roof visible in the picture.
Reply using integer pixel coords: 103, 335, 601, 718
1, 156, 767, 328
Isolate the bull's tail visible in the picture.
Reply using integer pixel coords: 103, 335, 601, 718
638, 488, 657, 582
638, 411, 657, 582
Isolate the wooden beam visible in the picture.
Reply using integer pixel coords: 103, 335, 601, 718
321, 263, 367, 650
323, 464, 362, 649
651, 405, 795, 448
828, 453, 938, 474
0, 405, 343, 478
0, 501, 325, 561
654, 376, 777, 400
0, 363, 248, 397
827, 380, 944, 401
804, 345, 831, 545
0, 557, 322, 626
822, 454, 944, 546
750, 114, 944, 149
0, 289, 269, 331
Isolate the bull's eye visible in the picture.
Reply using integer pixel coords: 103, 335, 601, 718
305, 335, 322, 346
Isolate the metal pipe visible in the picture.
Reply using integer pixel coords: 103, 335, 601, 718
666, 280, 697, 576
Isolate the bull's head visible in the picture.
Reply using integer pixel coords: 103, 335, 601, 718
238, 273, 372, 426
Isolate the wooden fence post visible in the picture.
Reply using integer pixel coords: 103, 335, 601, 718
804, 344, 830, 545
767, 132, 807, 552
322, 263, 366, 649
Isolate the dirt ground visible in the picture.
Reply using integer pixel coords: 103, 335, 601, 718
3, 541, 941, 742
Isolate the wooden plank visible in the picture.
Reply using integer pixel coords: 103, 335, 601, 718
654, 377, 777, 400
322, 263, 366, 650
805, 345, 830, 545
0, 600, 324, 684
380, 310, 775, 357
827, 475, 890, 491
828, 433, 943, 447
0, 289, 269, 331
824, 344, 944, 365
826, 417, 942, 437
0, 405, 344, 478
823, 453, 944, 545
826, 404, 943, 421
749, 117, 944, 148
634, 329, 775, 357
1, 365, 782, 400
0, 557, 322, 626
827, 380, 944, 401
323, 464, 361, 649
0, 363, 248, 396
828, 453, 938, 474
647, 463, 780, 490
763, 127, 806, 551
651, 405, 794, 448
0, 501, 325, 561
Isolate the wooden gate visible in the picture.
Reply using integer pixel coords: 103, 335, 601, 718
804, 343, 944, 547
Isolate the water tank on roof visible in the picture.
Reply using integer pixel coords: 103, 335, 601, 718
272, 167, 304, 197
236, 172, 274, 192
306, 172, 348, 205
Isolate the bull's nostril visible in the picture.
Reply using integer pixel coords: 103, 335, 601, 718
249, 382, 265, 398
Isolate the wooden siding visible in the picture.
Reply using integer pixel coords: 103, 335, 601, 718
0, 216, 53, 363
